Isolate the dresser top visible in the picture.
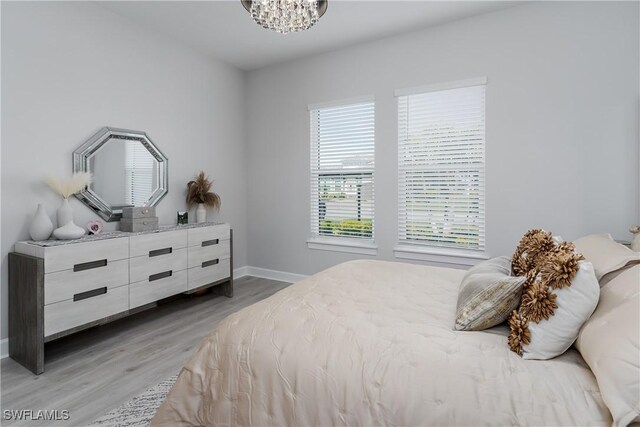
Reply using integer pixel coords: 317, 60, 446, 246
20, 222, 227, 247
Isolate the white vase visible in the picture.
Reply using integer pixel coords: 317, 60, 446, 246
57, 198, 73, 228
53, 221, 86, 240
632, 233, 640, 252
29, 204, 54, 241
196, 203, 206, 223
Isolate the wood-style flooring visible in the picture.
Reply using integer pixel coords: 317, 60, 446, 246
0, 276, 290, 426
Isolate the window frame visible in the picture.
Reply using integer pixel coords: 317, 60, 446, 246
307, 96, 378, 255
394, 78, 488, 263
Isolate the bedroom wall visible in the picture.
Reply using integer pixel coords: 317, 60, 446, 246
0, 2, 248, 342
245, 1, 640, 276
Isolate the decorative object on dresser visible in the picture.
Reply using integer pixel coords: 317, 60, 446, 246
9, 222, 233, 374
72, 127, 168, 222
52, 221, 86, 240
28, 204, 54, 241
45, 172, 92, 227
629, 225, 640, 251
177, 211, 188, 225
186, 171, 221, 224
87, 219, 104, 235
121, 206, 159, 232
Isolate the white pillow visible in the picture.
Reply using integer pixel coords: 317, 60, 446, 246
573, 233, 640, 281
576, 264, 640, 426
520, 260, 600, 360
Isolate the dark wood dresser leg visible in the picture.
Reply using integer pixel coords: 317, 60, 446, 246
212, 228, 234, 298
9, 253, 45, 375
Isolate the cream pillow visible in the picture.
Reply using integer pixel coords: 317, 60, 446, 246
573, 233, 640, 281
508, 230, 600, 360
575, 264, 640, 427
516, 260, 599, 360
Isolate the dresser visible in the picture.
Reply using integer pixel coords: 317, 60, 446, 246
9, 222, 233, 374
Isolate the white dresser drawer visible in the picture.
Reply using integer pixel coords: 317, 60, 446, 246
44, 259, 129, 305
129, 248, 187, 283
188, 224, 231, 248
130, 270, 188, 309
129, 230, 188, 258
44, 284, 129, 337
188, 258, 231, 290
35, 237, 129, 274
187, 239, 230, 269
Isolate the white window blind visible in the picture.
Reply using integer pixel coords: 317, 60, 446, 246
125, 142, 155, 207
310, 100, 375, 240
397, 82, 485, 250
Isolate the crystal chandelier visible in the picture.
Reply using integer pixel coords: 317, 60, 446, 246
241, 0, 328, 34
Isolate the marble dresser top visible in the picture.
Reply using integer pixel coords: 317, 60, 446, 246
23, 222, 226, 247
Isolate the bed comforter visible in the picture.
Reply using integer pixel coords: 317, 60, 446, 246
152, 260, 611, 426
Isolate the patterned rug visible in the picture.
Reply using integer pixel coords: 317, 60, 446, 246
88, 375, 177, 427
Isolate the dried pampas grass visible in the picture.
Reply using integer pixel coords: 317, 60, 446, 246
186, 171, 221, 209
46, 172, 92, 199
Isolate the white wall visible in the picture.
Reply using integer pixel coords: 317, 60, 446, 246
246, 1, 639, 275
0, 2, 248, 340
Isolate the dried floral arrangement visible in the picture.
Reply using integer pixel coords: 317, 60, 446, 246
45, 172, 92, 199
186, 171, 221, 209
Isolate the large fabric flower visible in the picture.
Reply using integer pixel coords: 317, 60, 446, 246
520, 279, 558, 323
508, 310, 531, 355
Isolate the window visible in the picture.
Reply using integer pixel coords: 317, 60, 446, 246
397, 78, 486, 252
309, 99, 375, 249
125, 141, 155, 207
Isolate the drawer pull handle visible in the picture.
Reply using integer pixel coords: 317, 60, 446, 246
73, 259, 107, 272
202, 239, 219, 247
202, 259, 219, 268
74, 287, 107, 302
149, 247, 172, 257
149, 270, 173, 282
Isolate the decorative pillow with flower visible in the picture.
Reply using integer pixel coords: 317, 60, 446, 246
508, 229, 600, 360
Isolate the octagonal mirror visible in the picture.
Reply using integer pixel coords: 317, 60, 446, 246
73, 127, 168, 221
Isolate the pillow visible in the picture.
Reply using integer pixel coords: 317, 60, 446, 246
573, 233, 640, 281
455, 256, 526, 331
575, 264, 640, 427
508, 231, 600, 360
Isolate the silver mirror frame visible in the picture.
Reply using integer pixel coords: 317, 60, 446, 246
73, 127, 169, 222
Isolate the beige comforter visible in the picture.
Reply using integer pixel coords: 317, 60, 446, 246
152, 260, 611, 426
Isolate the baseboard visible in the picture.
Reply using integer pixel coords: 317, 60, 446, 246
0, 266, 304, 360
1, 338, 8, 360
243, 266, 308, 284
233, 265, 249, 279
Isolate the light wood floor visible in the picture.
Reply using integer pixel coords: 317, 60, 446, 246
0, 276, 290, 426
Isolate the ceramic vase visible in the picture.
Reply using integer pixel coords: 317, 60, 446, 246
196, 203, 206, 223
53, 221, 86, 240
632, 233, 640, 252
29, 204, 54, 241
57, 198, 73, 227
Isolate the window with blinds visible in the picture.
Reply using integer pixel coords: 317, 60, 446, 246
397, 79, 485, 251
310, 100, 375, 240
125, 142, 155, 207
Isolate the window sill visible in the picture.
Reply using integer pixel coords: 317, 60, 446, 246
393, 244, 489, 267
307, 237, 378, 256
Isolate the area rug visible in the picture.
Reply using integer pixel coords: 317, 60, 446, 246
88, 375, 177, 427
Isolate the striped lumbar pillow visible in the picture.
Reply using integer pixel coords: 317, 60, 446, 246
455, 256, 526, 331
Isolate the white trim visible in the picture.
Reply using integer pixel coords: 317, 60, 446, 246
1, 338, 8, 359
395, 76, 487, 97
307, 95, 375, 111
245, 266, 309, 284
233, 265, 249, 279
394, 244, 489, 267
307, 237, 378, 256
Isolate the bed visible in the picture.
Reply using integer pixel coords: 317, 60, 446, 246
151, 259, 616, 426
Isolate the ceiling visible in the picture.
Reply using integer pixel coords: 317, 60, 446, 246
99, 1, 520, 71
